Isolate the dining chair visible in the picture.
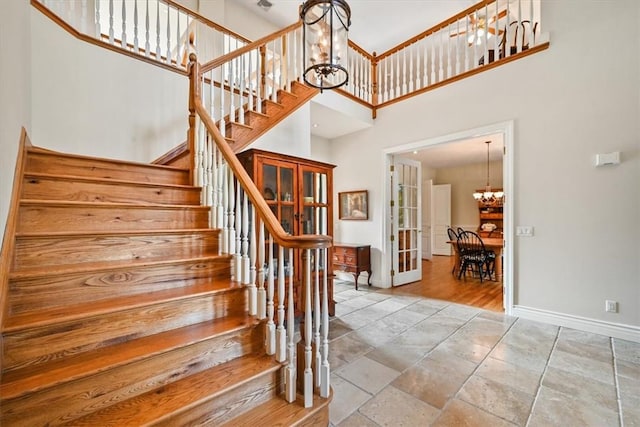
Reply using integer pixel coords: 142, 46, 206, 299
457, 231, 496, 282
447, 228, 460, 275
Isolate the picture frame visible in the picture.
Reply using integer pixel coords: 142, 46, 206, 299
338, 190, 368, 220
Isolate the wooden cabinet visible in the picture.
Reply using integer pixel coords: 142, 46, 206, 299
333, 243, 371, 290
237, 149, 336, 314
477, 193, 504, 238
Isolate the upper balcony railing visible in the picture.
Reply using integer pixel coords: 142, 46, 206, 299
32, 0, 548, 114
340, 0, 547, 115
34, 0, 250, 71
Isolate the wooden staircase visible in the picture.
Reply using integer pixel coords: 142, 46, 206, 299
0, 138, 329, 424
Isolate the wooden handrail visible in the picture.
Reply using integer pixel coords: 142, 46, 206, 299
192, 74, 331, 249
195, 99, 331, 249
200, 21, 302, 73
348, 39, 375, 61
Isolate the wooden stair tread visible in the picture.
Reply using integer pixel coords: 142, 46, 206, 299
222, 391, 332, 427
3, 279, 242, 332
15, 227, 218, 239
65, 353, 280, 426
24, 171, 201, 190
1, 315, 257, 400
19, 199, 209, 210
27, 147, 190, 173
8, 253, 230, 280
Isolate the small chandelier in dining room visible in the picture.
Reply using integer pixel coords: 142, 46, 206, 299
473, 141, 504, 205
300, 0, 351, 91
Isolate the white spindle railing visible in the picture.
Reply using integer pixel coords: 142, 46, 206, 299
189, 25, 331, 408
374, 0, 543, 107
35, 0, 250, 70
198, 23, 303, 138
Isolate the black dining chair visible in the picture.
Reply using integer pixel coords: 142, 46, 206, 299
457, 231, 496, 282
447, 228, 460, 275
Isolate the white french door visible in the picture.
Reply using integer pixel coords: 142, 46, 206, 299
391, 156, 422, 286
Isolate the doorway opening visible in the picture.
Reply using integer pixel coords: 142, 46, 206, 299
383, 121, 514, 314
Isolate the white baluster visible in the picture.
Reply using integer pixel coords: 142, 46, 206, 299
402, 49, 407, 95
454, 20, 461, 75
266, 236, 276, 355
166, 5, 171, 64
447, 23, 453, 77
276, 246, 286, 362
320, 248, 330, 398
239, 55, 245, 125
395, 53, 400, 99
144, 0, 150, 56
221, 163, 229, 254
272, 40, 279, 101
248, 50, 254, 113
234, 183, 242, 281
176, 9, 181, 65
256, 48, 263, 114
121, 0, 126, 48
228, 169, 236, 267
257, 219, 266, 319
96, 0, 101, 38
216, 152, 224, 237
439, 28, 445, 81
194, 118, 203, 189
422, 39, 428, 87
242, 190, 250, 285
209, 137, 218, 228
219, 64, 226, 137
389, 57, 394, 100
155, 1, 161, 59
108, 0, 114, 44
483, 4, 489, 65
248, 206, 257, 315
314, 248, 321, 387
383, 58, 389, 102
431, 31, 437, 83
285, 247, 296, 402
132, 0, 139, 53
303, 248, 313, 408
409, 45, 414, 93
227, 57, 235, 124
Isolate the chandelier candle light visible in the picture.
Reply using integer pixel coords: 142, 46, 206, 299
473, 140, 504, 205
300, 0, 351, 91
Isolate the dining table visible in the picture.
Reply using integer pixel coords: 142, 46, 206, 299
447, 237, 504, 280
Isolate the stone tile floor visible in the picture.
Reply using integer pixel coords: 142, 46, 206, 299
328, 281, 640, 426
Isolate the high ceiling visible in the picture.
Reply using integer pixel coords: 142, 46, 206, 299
231, 0, 476, 54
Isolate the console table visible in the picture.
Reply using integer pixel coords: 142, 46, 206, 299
333, 243, 371, 290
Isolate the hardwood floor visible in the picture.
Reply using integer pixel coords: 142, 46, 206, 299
383, 256, 504, 312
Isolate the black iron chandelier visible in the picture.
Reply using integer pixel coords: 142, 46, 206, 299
300, 0, 351, 91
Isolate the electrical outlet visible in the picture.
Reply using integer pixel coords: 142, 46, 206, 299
516, 226, 534, 237
605, 300, 618, 313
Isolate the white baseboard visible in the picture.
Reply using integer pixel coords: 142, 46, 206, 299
513, 305, 640, 343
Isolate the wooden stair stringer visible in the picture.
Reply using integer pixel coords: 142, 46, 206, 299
227, 81, 320, 153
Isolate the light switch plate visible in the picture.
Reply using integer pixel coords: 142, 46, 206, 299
516, 226, 534, 237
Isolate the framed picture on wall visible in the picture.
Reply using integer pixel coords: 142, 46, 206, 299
338, 190, 368, 220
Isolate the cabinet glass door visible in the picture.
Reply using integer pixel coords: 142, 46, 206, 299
261, 160, 296, 274
300, 167, 329, 273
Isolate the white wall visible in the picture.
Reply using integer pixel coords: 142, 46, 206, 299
310, 135, 333, 164
30, 10, 189, 163
436, 160, 503, 229
250, 104, 312, 158
0, 0, 31, 246
331, 0, 640, 331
